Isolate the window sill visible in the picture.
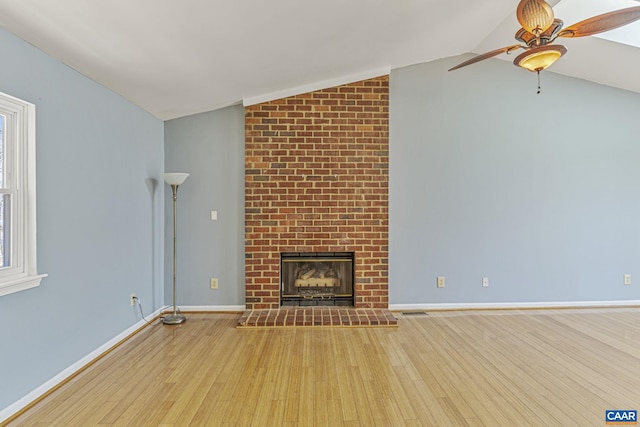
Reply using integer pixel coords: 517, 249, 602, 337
0, 273, 47, 297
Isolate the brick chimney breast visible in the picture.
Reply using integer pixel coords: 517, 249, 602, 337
244, 76, 389, 310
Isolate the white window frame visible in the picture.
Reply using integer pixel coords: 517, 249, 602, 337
0, 91, 46, 297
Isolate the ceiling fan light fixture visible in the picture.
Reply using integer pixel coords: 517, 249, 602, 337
513, 44, 567, 71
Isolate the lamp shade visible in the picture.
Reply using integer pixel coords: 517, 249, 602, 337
163, 173, 189, 186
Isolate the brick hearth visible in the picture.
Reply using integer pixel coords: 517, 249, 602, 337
244, 75, 389, 310
237, 307, 397, 328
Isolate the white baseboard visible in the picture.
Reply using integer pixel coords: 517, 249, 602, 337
389, 300, 640, 311
0, 306, 165, 424
181, 302, 640, 312
177, 305, 245, 312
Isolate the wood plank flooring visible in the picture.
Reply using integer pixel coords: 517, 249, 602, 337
6, 308, 640, 426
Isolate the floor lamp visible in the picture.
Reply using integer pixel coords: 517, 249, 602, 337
163, 172, 189, 325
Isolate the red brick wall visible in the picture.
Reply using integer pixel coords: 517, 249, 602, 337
244, 76, 389, 310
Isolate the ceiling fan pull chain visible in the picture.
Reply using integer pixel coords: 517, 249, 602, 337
537, 70, 541, 94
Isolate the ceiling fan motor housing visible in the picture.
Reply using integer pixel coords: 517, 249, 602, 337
515, 19, 564, 47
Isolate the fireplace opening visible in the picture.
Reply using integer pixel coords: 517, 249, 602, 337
281, 252, 354, 306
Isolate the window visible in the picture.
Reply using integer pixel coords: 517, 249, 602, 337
0, 91, 46, 297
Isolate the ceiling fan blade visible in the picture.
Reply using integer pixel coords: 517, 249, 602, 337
448, 45, 524, 71
517, 0, 555, 35
558, 6, 640, 38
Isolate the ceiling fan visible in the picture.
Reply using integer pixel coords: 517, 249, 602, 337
449, 0, 640, 88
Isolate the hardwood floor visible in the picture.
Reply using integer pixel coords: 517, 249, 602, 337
6, 308, 640, 426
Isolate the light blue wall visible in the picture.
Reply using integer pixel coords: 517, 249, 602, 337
162, 58, 640, 309
389, 57, 640, 304
0, 28, 164, 410
164, 106, 245, 307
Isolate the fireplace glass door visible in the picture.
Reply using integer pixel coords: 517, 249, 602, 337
281, 252, 354, 306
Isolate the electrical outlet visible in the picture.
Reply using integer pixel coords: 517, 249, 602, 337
624, 274, 632, 285
437, 276, 445, 288
130, 293, 136, 306
482, 277, 489, 287
210, 278, 219, 289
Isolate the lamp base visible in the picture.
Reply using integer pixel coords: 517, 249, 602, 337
162, 313, 186, 325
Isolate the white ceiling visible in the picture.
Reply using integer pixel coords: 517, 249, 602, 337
0, 0, 638, 120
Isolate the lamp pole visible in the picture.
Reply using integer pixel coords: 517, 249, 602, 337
162, 173, 189, 325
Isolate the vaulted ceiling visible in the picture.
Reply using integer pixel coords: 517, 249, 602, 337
0, 0, 638, 120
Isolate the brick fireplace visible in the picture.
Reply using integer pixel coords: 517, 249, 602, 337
244, 75, 389, 310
